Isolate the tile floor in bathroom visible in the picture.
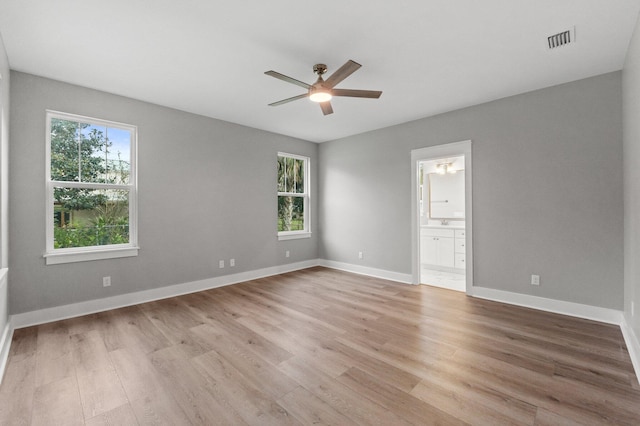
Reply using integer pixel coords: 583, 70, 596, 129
420, 267, 465, 292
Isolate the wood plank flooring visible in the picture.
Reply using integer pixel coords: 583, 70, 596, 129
1, 266, 639, 425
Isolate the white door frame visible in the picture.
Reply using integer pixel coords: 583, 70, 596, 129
411, 140, 473, 292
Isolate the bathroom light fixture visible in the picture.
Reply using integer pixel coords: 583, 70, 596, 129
436, 163, 457, 174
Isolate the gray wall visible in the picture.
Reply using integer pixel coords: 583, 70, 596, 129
624, 14, 640, 335
6, 68, 626, 314
9, 72, 318, 314
319, 72, 623, 309
0, 33, 9, 336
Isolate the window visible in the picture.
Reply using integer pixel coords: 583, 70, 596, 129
277, 153, 310, 240
45, 111, 138, 264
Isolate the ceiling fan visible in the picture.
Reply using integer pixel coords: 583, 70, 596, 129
265, 60, 382, 115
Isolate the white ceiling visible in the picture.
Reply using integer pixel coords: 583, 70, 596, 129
1, 1, 639, 142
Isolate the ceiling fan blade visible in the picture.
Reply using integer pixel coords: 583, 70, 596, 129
332, 89, 382, 99
324, 60, 362, 88
320, 101, 333, 115
269, 93, 308, 106
264, 70, 311, 89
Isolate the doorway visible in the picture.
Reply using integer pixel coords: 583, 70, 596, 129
411, 141, 472, 292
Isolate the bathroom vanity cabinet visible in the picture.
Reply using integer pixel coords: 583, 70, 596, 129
454, 229, 466, 269
421, 227, 465, 270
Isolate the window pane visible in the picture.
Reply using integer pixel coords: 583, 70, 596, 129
51, 118, 131, 184
81, 124, 108, 182
294, 158, 304, 193
89, 126, 131, 184
105, 127, 131, 184
278, 196, 304, 231
53, 188, 130, 248
277, 156, 286, 192
50, 118, 81, 182
277, 156, 305, 194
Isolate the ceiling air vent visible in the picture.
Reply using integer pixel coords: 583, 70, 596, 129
548, 27, 575, 49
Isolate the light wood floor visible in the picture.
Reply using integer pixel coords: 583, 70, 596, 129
1, 267, 639, 425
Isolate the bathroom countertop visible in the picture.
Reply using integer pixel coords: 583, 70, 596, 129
421, 224, 465, 230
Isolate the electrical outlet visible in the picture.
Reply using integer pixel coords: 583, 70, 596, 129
285, 250, 290, 258
219, 260, 225, 268
531, 274, 540, 286
102, 276, 111, 287
358, 251, 363, 259
230, 258, 235, 267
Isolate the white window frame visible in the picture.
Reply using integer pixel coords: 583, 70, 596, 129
277, 152, 311, 241
44, 110, 139, 265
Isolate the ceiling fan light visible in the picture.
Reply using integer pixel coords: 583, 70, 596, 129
309, 91, 332, 103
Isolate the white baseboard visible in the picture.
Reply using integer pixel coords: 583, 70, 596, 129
4, 260, 412, 331
5, 260, 639, 386
0, 268, 9, 385
318, 259, 413, 284
468, 286, 623, 325
11, 259, 320, 329
621, 317, 640, 385
0, 322, 11, 386
468, 286, 640, 382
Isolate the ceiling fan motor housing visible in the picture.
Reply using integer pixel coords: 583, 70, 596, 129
313, 63, 328, 75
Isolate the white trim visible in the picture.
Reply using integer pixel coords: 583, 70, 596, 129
4, 260, 639, 386
277, 152, 311, 236
49, 181, 132, 190
468, 285, 640, 384
277, 151, 309, 162
26, 263, 621, 328
411, 141, 473, 291
0, 322, 11, 386
468, 285, 623, 325
621, 317, 640, 385
0, 73, 7, 268
44, 246, 139, 265
318, 259, 413, 284
0, 268, 10, 385
11, 259, 320, 329
45, 110, 138, 263
46, 110, 138, 130
278, 232, 311, 241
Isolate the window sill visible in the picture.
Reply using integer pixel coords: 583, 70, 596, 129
44, 246, 139, 265
278, 232, 312, 241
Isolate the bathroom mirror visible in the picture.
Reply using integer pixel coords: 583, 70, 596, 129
429, 171, 465, 219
